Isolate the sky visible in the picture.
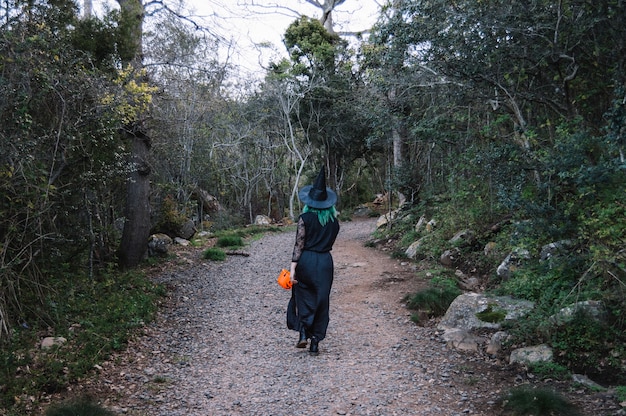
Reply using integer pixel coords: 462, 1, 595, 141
93, 0, 382, 82
185, 0, 383, 80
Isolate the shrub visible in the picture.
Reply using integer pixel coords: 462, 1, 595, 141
405, 276, 461, 319
45, 397, 115, 416
500, 386, 580, 416
528, 362, 571, 381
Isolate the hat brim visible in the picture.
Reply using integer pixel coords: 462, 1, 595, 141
298, 185, 337, 209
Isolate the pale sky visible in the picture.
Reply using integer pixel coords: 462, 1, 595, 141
185, 0, 383, 79
94, 0, 382, 82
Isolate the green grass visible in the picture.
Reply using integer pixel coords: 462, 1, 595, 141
216, 235, 244, 248
203, 247, 226, 261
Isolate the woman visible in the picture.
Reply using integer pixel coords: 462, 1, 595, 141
288, 167, 340, 355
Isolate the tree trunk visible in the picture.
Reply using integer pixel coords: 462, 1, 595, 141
118, 129, 151, 268
116, 0, 151, 268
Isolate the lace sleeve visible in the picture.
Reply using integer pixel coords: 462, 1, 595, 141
291, 217, 306, 262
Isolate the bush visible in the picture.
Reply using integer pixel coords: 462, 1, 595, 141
500, 386, 581, 416
45, 397, 115, 416
405, 276, 461, 320
528, 362, 571, 381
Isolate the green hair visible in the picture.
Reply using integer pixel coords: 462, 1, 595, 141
303, 205, 337, 227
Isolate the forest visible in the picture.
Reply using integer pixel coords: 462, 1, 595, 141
1, 0, 625, 413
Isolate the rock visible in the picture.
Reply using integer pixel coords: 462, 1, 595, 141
449, 229, 475, 245
496, 248, 530, 279
254, 215, 272, 226
376, 210, 399, 229
353, 205, 373, 217
440, 248, 460, 267
174, 237, 190, 246
405, 239, 424, 259
483, 242, 497, 256
486, 331, 509, 355
438, 293, 535, 332
550, 300, 607, 326
41, 336, 67, 350
148, 233, 172, 256
509, 344, 553, 365
572, 374, 605, 391
178, 219, 197, 240
441, 329, 486, 352
540, 239, 575, 261
414, 216, 427, 233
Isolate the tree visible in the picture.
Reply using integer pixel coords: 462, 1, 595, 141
0, 0, 134, 337
116, 0, 152, 268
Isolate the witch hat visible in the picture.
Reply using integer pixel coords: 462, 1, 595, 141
298, 166, 337, 209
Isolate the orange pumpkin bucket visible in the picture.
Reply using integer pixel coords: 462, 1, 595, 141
277, 269, 292, 289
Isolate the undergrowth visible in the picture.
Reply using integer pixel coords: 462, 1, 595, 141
0, 268, 165, 414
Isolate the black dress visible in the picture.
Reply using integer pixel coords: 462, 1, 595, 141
289, 211, 340, 341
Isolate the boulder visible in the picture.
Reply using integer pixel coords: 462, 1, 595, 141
496, 248, 531, 279
440, 248, 460, 267
441, 329, 486, 352
376, 209, 399, 229
483, 242, 497, 256
549, 300, 607, 326
254, 215, 272, 226
148, 233, 172, 256
540, 239, 575, 261
178, 219, 197, 240
353, 205, 374, 217
414, 215, 427, 233
486, 331, 509, 356
174, 237, 190, 246
438, 293, 534, 332
449, 229, 475, 245
41, 336, 67, 350
405, 239, 424, 259
509, 344, 553, 365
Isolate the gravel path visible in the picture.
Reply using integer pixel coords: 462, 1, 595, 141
86, 218, 615, 415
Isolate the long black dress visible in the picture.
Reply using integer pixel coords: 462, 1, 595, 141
290, 211, 340, 341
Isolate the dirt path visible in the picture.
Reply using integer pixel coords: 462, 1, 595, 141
69, 217, 613, 415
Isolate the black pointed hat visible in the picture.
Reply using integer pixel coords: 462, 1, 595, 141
298, 166, 337, 209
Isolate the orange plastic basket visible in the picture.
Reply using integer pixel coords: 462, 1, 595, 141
277, 269, 292, 289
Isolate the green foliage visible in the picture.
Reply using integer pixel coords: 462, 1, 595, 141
405, 275, 461, 320
547, 310, 625, 382
475, 304, 506, 323
216, 235, 244, 248
500, 386, 581, 416
528, 362, 571, 381
203, 248, 226, 261
284, 16, 345, 76
496, 261, 578, 304
45, 397, 115, 416
0, 270, 164, 412
154, 195, 188, 236
616, 386, 626, 402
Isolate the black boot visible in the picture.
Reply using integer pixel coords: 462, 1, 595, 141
309, 336, 319, 355
296, 328, 307, 348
